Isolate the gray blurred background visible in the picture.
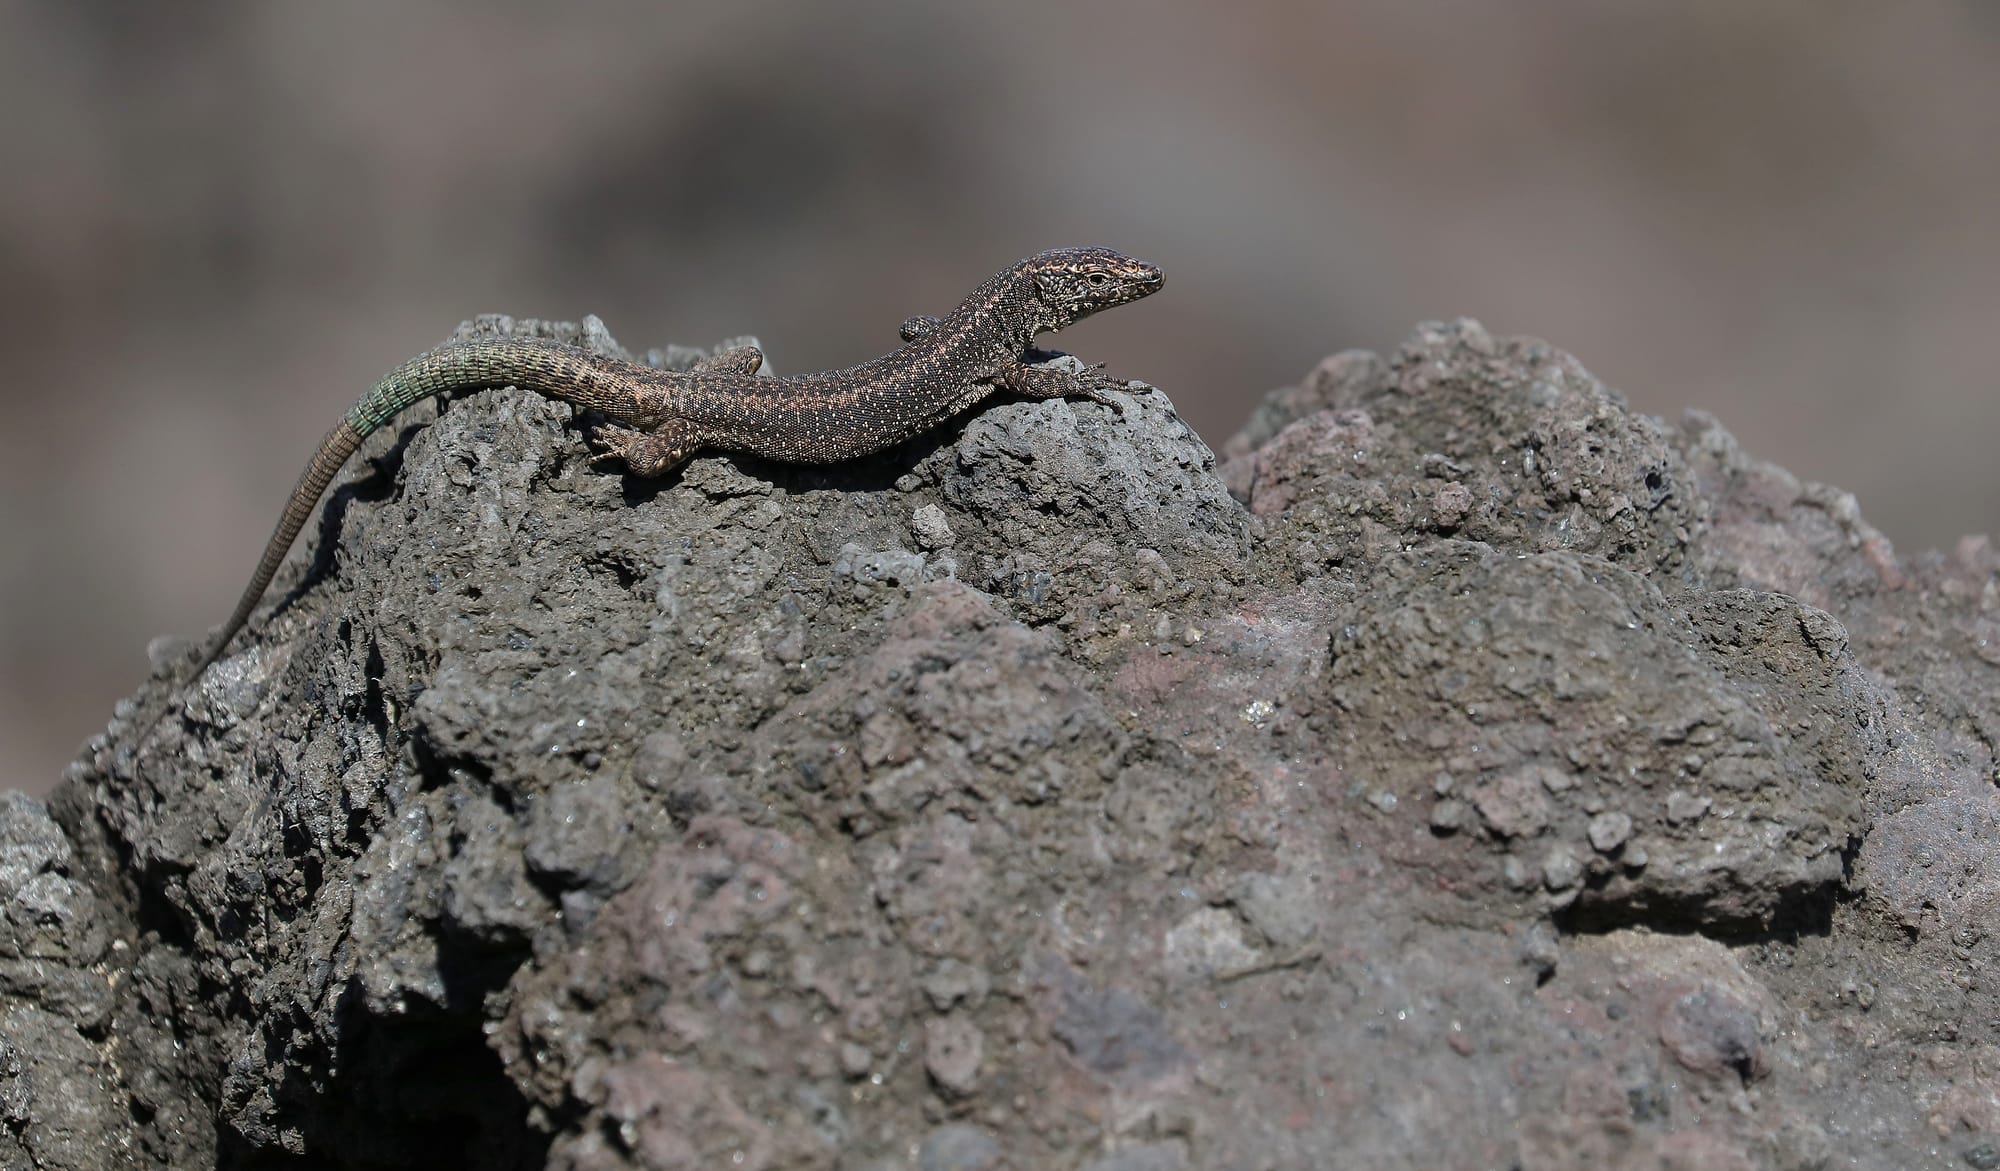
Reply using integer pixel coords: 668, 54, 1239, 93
4, 1, 1996, 797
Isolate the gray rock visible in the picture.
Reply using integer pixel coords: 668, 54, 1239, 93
918, 1124, 1003, 1171
1080, 1144, 1189, 1171
20, 316, 1998, 1169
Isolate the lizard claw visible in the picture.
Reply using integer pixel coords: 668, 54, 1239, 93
1074, 363, 1140, 414
1070, 368, 1128, 416
1080, 389, 1126, 416
588, 422, 644, 460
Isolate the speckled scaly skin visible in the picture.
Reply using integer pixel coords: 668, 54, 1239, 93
186, 246, 1164, 684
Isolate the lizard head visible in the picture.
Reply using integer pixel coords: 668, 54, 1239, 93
1021, 247, 1165, 332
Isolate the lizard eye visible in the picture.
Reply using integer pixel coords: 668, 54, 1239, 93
1086, 273, 1110, 288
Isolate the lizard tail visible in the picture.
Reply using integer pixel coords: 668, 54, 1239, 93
193, 418, 365, 677
140, 414, 364, 743
188, 338, 623, 677
156, 337, 644, 738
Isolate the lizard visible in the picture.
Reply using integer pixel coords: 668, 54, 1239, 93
167, 245, 1164, 701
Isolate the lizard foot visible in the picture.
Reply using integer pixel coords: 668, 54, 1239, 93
589, 422, 698, 478
1056, 364, 1139, 416
999, 357, 1132, 416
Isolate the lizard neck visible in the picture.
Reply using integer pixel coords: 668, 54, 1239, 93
940, 266, 1056, 356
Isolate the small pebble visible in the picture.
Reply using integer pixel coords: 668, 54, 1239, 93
1542, 846, 1582, 891
1430, 798, 1468, 833
1587, 811, 1632, 853
840, 1042, 873, 1079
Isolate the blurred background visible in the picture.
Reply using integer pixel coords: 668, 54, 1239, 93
3, 1, 1996, 797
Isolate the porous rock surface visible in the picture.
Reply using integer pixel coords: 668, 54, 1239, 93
12, 316, 2000, 1168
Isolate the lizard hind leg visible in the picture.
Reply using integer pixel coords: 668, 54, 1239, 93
590, 421, 701, 477
691, 345, 765, 375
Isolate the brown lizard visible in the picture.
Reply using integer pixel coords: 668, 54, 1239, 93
173, 246, 1163, 694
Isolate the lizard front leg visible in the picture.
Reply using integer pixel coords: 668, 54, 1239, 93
994, 353, 1131, 414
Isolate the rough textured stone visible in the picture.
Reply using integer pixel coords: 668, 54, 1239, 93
18, 316, 2000, 1168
